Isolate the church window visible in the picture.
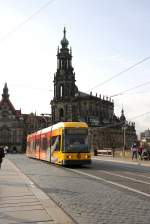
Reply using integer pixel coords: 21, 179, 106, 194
62, 60, 67, 69
66, 60, 68, 68
60, 85, 63, 97
60, 60, 63, 68
59, 108, 64, 120
65, 105, 68, 114
54, 85, 56, 97
67, 86, 70, 96
57, 59, 59, 69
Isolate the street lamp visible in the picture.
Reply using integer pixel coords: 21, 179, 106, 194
122, 121, 127, 157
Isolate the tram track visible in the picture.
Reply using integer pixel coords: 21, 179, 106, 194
66, 159, 150, 198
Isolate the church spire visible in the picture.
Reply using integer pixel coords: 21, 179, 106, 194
61, 27, 69, 48
120, 108, 126, 123
2, 82, 9, 99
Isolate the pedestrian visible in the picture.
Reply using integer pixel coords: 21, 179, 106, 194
138, 146, 143, 160
4, 145, 8, 154
131, 144, 137, 160
0, 147, 5, 169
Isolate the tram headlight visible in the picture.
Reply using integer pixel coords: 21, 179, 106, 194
85, 154, 90, 159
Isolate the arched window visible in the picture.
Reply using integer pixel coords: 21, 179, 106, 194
59, 108, 64, 121
60, 85, 63, 98
67, 86, 70, 96
54, 85, 56, 97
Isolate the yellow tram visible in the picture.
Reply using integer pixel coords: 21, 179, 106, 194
26, 122, 91, 165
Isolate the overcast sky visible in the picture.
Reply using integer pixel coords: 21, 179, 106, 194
0, 0, 150, 134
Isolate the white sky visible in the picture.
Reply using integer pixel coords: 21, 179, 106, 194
0, 0, 150, 135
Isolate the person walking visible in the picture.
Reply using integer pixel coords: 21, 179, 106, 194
4, 145, 8, 154
131, 144, 137, 160
0, 147, 5, 169
138, 146, 143, 160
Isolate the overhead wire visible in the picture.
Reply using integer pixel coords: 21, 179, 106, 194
85, 57, 150, 124
87, 56, 150, 92
0, 0, 55, 43
110, 80, 150, 97
0, 1, 55, 93
8, 83, 53, 92
97, 110, 150, 130
130, 111, 150, 121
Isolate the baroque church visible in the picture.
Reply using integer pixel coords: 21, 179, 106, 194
51, 28, 137, 151
51, 28, 114, 126
0, 28, 137, 153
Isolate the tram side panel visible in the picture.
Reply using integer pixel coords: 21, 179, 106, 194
50, 127, 62, 164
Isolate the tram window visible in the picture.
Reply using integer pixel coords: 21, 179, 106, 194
35, 139, 40, 148
65, 128, 88, 135
27, 142, 30, 149
41, 137, 48, 150
51, 135, 61, 151
31, 140, 35, 150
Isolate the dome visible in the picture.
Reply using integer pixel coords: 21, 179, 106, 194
61, 27, 69, 48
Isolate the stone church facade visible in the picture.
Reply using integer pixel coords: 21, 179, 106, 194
51, 28, 137, 151
51, 28, 114, 126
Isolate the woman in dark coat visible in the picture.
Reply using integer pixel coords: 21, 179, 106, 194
0, 147, 5, 169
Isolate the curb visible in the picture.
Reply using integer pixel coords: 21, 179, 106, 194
7, 159, 75, 224
93, 156, 150, 167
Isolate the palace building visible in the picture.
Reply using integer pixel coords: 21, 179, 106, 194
0, 83, 24, 152
0, 83, 51, 152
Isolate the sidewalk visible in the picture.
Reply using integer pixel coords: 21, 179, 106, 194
0, 159, 74, 224
93, 155, 150, 167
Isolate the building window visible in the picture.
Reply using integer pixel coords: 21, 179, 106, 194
2, 111, 8, 118
0, 126, 10, 144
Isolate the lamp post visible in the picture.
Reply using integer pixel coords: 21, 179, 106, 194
122, 122, 127, 157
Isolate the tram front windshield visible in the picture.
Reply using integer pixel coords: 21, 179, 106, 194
64, 128, 89, 153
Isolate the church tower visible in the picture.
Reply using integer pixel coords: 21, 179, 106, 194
2, 83, 9, 99
54, 27, 76, 99
51, 28, 78, 124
